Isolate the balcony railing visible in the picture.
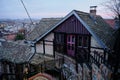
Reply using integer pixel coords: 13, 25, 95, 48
54, 42, 89, 62
54, 42, 116, 71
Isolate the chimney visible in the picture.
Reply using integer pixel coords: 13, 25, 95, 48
90, 6, 97, 16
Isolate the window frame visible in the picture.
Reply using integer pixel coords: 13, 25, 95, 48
77, 35, 89, 47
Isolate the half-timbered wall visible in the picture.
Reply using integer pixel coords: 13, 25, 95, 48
36, 33, 54, 55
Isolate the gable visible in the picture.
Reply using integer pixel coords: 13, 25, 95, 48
54, 15, 90, 35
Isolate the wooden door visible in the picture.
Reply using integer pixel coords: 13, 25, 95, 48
67, 35, 75, 57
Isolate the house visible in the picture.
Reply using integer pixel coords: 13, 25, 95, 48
52, 7, 116, 79
4, 33, 16, 41
0, 40, 34, 80
26, 7, 119, 79
105, 18, 120, 30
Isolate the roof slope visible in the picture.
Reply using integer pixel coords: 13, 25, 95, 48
0, 41, 33, 63
74, 10, 116, 49
30, 53, 54, 65
26, 18, 62, 41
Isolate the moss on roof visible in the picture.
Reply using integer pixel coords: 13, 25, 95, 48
0, 41, 33, 63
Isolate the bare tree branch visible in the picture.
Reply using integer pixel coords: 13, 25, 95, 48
104, 0, 120, 18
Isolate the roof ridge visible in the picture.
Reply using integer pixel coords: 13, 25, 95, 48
73, 10, 89, 15
74, 10, 101, 17
41, 18, 63, 21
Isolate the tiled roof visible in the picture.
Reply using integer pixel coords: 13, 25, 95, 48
105, 19, 115, 28
75, 10, 116, 49
26, 18, 62, 41
0, 41, 33, 63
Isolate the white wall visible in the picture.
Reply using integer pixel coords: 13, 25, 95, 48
90, 36, 104, 57
36, 32, 54, 55
36, 42, 43, 53
91, 36, 101, 48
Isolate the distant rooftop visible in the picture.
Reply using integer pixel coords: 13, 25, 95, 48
104, 19, 115, 29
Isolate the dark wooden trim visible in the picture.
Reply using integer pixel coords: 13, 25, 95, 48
54, 32, 65, 34
43, 40, 45, 55
54, 32, 90, 36
91, 46, 104, 50
53, 40, 55, 58
88, 36, 91, 62
44, 40, 53, 42
64, 33, 67, 56
75, 34, 78, 73
35, 44, 36, 53
104, 50, 106, 63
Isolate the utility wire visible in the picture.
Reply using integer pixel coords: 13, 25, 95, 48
20, 0, 33, 24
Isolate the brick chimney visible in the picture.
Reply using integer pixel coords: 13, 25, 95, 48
90, 6, 97, 16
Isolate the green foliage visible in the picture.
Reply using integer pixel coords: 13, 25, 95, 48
15, 34, 25, 40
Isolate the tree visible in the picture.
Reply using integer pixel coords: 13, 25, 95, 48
105, 0, 120, 22
104, 0, 120, 79
15, 33, 25, 40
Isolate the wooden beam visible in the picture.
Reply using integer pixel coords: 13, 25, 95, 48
43, 40, 45, 55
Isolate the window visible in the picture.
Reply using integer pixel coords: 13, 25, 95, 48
68, 36, 70, 42
55, 33, 65, 53
83, 36, 89, 47
78, 36, 89, 47
78, 36, 82, 46
72, 36, 75, 42
55, 33, 64, 44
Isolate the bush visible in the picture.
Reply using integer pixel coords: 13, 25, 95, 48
15, 34, 25, 40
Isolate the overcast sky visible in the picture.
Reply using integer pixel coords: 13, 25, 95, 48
0, 0, 112, 19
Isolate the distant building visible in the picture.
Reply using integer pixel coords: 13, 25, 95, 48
105, 18, 120, 30
4, 33, 16, 41
105, 19, 115, 29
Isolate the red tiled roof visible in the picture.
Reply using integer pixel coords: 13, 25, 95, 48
6, 34, 16, 40
28, 73, 53, 80
105, 19, 115, 28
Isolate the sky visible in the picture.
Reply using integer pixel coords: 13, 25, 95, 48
0, 0, 112, 19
